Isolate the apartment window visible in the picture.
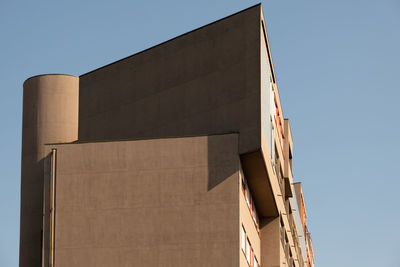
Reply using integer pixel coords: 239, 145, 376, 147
274, 96, 285, 153
271, 117, 275, 164
242, 173, 246, 192
246, 184, 251, 207
241, 174, 260, 233
241, 226, 246, 253
246, 238, 251, 264
242, 225, 259, 267
254, 256, 259, 267
252, 204, 259, 226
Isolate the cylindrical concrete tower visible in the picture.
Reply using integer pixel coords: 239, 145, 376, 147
20, 74, 78, 267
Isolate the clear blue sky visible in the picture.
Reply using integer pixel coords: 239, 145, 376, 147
1, 0, 399, 266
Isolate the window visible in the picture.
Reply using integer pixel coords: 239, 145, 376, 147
252, 204, 258, 225
274, 96, 285, 153
241, 226, 246, 253
246, 238, 251, 264
245, 184, 251, 207
242, 173, 246, 192
254, 256, 259, 267
242, 225, 259, 267
241, 174, 260, 233
271, 116, 275, 164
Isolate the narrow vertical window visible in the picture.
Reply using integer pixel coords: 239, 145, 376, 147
241, 173, 246, 193
254, 256, 259, 267
246, 184, 251, 207
241, 226, 246, 253
246, 238, 251, 264
241, 174, 260, 232
253, 205, 258, 226
251, 248, 254, 266
271, 116, 275, 164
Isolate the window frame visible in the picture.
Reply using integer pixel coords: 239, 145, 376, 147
241, 225, 246, 253
241, 174, 260, 233
246, 237, 251, 264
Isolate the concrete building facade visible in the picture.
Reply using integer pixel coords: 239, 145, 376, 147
20, 4, 314, 267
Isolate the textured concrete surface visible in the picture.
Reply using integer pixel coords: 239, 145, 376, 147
78, 5, 261, 155
44, 134, 240, 267
20, 74, 78, 267
261, 217, 280, 267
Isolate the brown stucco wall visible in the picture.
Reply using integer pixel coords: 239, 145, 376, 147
78, 5, 261, 154
45, 134, 240, 267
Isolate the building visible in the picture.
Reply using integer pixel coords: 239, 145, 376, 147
20, 4, 314, 267
293, 183, 315, 267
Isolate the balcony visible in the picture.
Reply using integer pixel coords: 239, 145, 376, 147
241, 150, 279, 219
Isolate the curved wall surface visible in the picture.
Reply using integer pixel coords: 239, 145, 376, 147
20, 74, 78, 267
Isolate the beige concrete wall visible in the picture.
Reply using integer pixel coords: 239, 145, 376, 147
20, 74, 78, 267
78, 5, 261, 154
44, 134, 240, 267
